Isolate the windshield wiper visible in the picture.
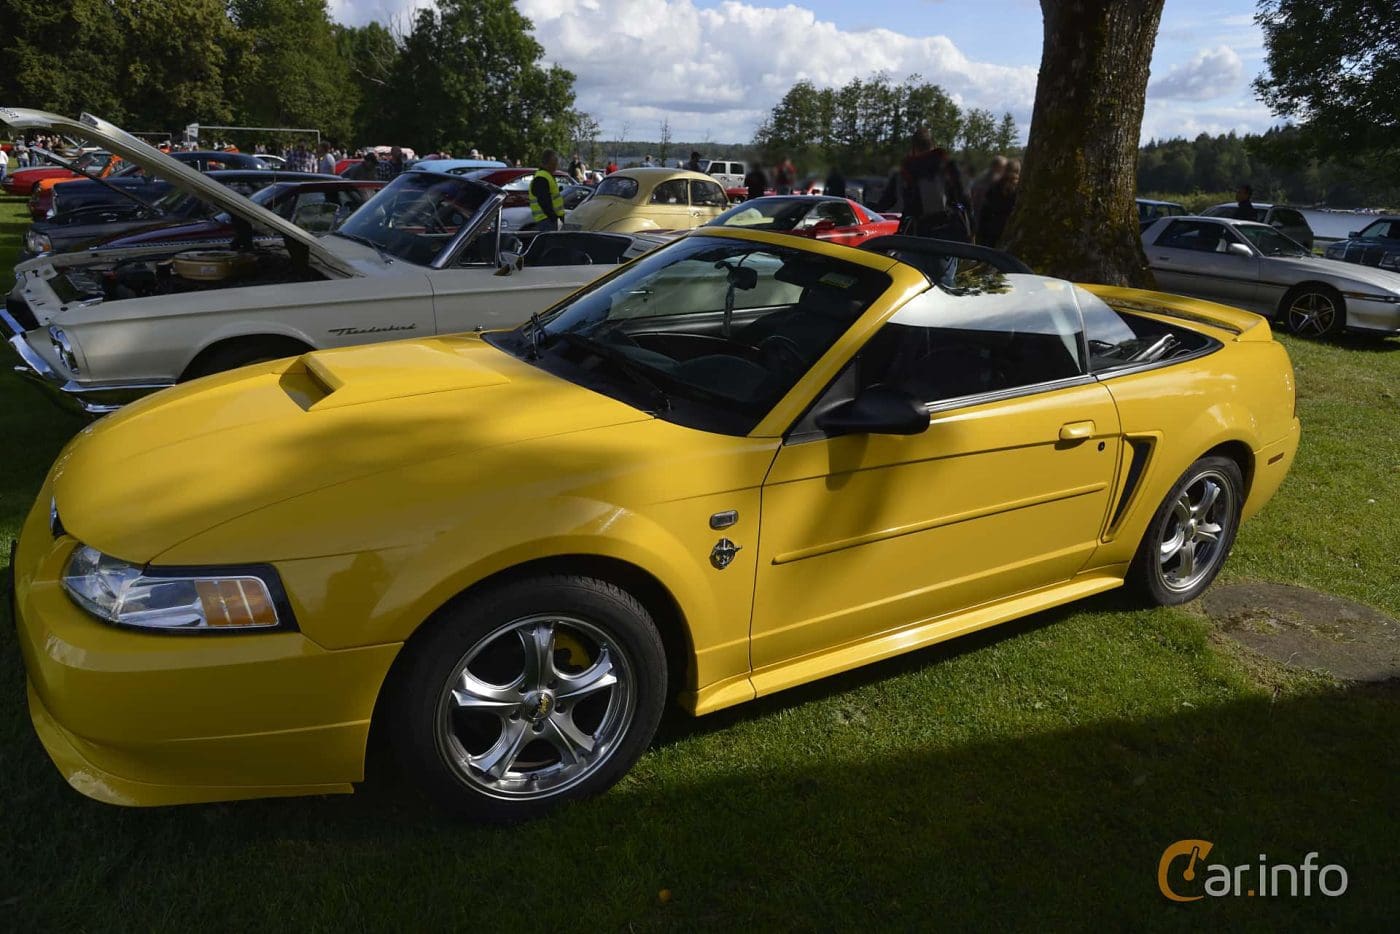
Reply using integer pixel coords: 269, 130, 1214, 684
555, 331, 672, 412
335, 232, 393, 264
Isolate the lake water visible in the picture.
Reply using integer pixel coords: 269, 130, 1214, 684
1302, 209, 1385, 242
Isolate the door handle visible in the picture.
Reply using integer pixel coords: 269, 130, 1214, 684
1059, 420, 1095, 441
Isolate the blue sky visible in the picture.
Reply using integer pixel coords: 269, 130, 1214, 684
329, 0, 1278, 144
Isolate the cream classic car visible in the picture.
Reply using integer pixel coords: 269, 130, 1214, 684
0, 108, 663, 414
566, 168, 729, 233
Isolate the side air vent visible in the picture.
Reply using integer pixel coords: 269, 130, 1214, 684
1109, 439, 1154, 532
6, 295, 38, 331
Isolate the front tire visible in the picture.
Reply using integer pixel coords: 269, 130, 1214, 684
390, 575, 667, 823
1128, 456, 1244, 605
1280, 285, 1345, 338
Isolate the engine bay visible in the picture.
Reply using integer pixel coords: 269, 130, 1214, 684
58, 247, 326, 303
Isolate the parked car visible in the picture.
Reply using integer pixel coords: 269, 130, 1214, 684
10, 232, 1299, 820
701, 159, 746, 190
25, 152, 130, 218
1201, 202, 1314, 251
1321, 216, 1400, 271
1137, 198, 1186, 229
704, 195, 898, 246
79, 179, 387, 253
1142, 215, 1400, 338
566, 167, 729, 233
257, 154, 288, 170
0, 108, 667, 414
33, 150, 269, 219
2, 148, 116, 196
20, 171, 343, 260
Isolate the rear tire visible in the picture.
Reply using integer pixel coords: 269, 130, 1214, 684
1128, 455, 1244, 605
1279, 285, 1345, 338
389, 575, 667, 823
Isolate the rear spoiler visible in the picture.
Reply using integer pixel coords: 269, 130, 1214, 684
859, 235, 1033, 276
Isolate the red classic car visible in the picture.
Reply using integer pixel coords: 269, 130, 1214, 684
3, 150, 118, 196
703, 195, 899, 247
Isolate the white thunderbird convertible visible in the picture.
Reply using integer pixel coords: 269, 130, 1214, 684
1, 108, 662, 414
1141, 215, 1400, 339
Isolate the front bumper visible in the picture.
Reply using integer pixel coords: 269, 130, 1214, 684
1, 304, 171, 415
10, 491, 402, 806
1340, 293, 1400, 335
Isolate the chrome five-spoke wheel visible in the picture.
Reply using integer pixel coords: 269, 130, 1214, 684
1284, 288, 1343, 338
1158, 470, 1234, 593
392, 575, 667, 822
436, 615, 636, 800
1130, 456, 1244, 605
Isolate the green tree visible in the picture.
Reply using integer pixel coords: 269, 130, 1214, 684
228, 0, 354, 143
993, 112, 1018, 153
1254, 0, 1400, 161
1005, 0, 1166, 286
0, 0, 127, 120
118, 0, 242, 130
959, 108, 997, 161
335, 21, 400, 144
380, 0, 575, 159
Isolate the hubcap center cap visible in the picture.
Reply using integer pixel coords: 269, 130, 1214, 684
521, 690, 556, 723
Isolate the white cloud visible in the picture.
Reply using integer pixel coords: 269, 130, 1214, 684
1148, 45, 1243, 101
517, 0, 1037, 142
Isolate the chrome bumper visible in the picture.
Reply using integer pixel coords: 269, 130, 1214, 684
1, 306, 171, 416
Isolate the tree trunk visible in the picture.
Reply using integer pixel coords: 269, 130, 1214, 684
1004, 0, 1165, 287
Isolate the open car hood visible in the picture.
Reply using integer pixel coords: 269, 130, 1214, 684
0, 107, 352, 276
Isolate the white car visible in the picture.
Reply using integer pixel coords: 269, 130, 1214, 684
0, 108, 662, 414
1142, 215, 1400, 338
701, 159, 746, 190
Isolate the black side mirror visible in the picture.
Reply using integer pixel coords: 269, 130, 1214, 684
816, 385, 929, 436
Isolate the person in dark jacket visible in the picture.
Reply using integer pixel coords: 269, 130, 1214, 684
1233, 184, 1256, 221
347, 151, 379, 180
825, 167, 846, 198
743, 165, 768, 202
976, 159, 1020, 248
686, 151, 703, 172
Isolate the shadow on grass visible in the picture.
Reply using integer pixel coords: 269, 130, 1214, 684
1, 601, 1394, 931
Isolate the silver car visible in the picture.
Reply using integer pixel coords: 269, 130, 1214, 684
1142, 216, 1400, 339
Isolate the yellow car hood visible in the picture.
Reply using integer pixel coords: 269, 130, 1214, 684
50, 335, 652, 563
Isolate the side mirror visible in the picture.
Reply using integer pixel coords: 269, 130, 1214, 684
1226, 242, 1253, 258
815, 385, 929, 436
1348, 231, 1360, 238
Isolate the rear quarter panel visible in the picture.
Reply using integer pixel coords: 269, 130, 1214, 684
1089, 333, 1298, 570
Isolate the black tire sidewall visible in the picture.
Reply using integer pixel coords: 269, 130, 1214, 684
1129, 455, 1244, 606
389, 575, 667, 823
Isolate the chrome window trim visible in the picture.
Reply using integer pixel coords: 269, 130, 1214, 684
923, 374, 1098, 416
430, 190, 507, 270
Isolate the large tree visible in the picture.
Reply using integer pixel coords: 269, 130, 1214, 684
117, 0, 242, 130
228, 0, 355, 143
0, 0, 127, 120
1253, 0, 1400, 162
1004, 0, 1166, 286
380, 0, 576, 159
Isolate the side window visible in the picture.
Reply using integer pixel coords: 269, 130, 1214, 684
650, 180, 688, 205
1156, 220, 1226, 252
1272, 208, 1305, 227
847, 285, 1085, 405
816, 201, 857, 227
690, 180, 727, 207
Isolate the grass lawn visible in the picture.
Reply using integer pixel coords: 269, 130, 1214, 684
0, 194, 1396, 931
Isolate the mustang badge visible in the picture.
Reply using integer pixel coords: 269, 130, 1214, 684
710, 538, 742, 570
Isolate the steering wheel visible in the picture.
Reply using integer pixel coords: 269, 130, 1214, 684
757, 334, 806, 373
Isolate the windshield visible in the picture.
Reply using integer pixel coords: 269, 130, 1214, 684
1234, 225, 1308, 257
333, 172, 491, 265
709, 199, 816, 232
594, 176, 638, 200
492, 235, 891, 434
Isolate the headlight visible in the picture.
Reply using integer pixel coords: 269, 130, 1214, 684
61, 544, 290, 632
1380, 253, 1400, 270
48, 326, 79, 373
24, 230, 51, 254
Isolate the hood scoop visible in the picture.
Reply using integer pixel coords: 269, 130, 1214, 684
298, 340, 511, 410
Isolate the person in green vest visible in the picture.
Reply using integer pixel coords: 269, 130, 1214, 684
528, 149, 566, 232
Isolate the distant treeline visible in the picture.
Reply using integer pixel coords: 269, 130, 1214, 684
1139, 126, 1397, 208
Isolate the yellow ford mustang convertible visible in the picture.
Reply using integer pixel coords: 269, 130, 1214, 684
11, 229, 1299, 822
